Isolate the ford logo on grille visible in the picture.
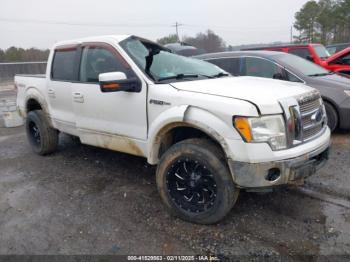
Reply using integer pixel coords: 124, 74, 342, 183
311, 107, 323, 123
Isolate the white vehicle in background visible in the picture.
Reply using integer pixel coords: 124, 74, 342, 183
15, 35, 330, 224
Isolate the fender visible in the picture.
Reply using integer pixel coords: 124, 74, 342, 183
148, 105, 189, 164
183, 106, 242, 156
24, 87, 50, 119
147, 105, 242, 164
321, 95, 341, 112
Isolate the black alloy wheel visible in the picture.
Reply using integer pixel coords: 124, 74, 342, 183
28, 120, 41, 147
166, 158, 218, 213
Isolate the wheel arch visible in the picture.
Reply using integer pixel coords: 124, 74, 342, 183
26, 98, 43, 113
24, 87, 50, 118
322, 96, 340, 127
148, 106, 237, 165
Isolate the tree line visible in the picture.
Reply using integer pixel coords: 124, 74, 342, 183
0, 47, 49, 63
294, 0, 350, 44
157, 30, 227, 53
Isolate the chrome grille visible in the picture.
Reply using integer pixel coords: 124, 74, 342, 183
299, 98, 321, 114
297, 92, 326, 141
303, 124, 323, 139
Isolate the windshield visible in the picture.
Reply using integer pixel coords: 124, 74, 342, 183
314, 45, 330, 59
120, 37, 226, 82
276, 53, 331, 77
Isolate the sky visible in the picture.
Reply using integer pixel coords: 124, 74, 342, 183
0, 0, 310, 50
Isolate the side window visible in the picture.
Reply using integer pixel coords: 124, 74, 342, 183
327, 47, 337, 55
207, 58, 241, 75
289, 48, 311, 60
51, 49, 78, 81
79, 46, 135, 83
244, 57, 283, 79
285, 70, 302, 83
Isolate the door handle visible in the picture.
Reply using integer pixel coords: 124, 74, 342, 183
48, 88, 56, 98
73, 92, 84, 103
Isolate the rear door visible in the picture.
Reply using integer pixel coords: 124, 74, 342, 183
71, 42, 147, 143
48, 45, 79, 134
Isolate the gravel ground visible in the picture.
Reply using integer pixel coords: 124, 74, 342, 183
1, 89, 350, 259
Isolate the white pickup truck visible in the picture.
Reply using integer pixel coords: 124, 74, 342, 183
15, 35, 331, 224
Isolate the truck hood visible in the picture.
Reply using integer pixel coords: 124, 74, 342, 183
171, 76, 314, 114
326, 46, 350, 64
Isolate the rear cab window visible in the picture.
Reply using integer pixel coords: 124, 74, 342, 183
51, 46, 79, 81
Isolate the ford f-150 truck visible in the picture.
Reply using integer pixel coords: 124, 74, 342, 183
15, 35, 331, 224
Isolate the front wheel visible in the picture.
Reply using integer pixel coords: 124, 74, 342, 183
156, 139, 239, 224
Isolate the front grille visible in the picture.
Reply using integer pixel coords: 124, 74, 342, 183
299, 98, 321, 114
303, 124, 323, 139
297, 92, 326, 141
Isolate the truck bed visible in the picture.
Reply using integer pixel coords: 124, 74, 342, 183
15, 74, 47, 117
15, 74, 46, 78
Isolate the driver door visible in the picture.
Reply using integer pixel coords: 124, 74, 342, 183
72, 43, 147, 150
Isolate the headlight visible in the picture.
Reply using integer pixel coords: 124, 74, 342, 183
234, 115, 287, 150
344, 90, 350, 96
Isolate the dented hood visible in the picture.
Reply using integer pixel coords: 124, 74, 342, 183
171, 76, 315, 114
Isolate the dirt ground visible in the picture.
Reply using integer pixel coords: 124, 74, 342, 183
1, 89, 350, 259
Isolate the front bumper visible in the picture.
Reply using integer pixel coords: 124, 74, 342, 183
228, 141, 330, 188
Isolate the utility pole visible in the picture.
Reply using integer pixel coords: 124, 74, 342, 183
172, 22, 183, 42
290, 26, 293, 44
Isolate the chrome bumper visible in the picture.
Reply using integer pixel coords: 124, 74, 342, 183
228, 142, 330, 188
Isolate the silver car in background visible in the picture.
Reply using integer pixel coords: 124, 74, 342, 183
195, 51, 350, 131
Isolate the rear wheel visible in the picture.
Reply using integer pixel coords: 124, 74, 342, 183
26, 110, 58, 155
156, 139, 239, 224
324, 101, 338, 132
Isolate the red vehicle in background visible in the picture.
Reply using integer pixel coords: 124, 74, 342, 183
243, 44, 350, 75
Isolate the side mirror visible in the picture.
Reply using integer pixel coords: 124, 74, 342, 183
273, 73, 284, 80
99, 72, 141, 93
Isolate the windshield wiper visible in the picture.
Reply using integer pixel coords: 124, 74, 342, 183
157, 72, 226, 82
211, 72, 229, 78
157, 74, 200, 82
308, 72, 334, 77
